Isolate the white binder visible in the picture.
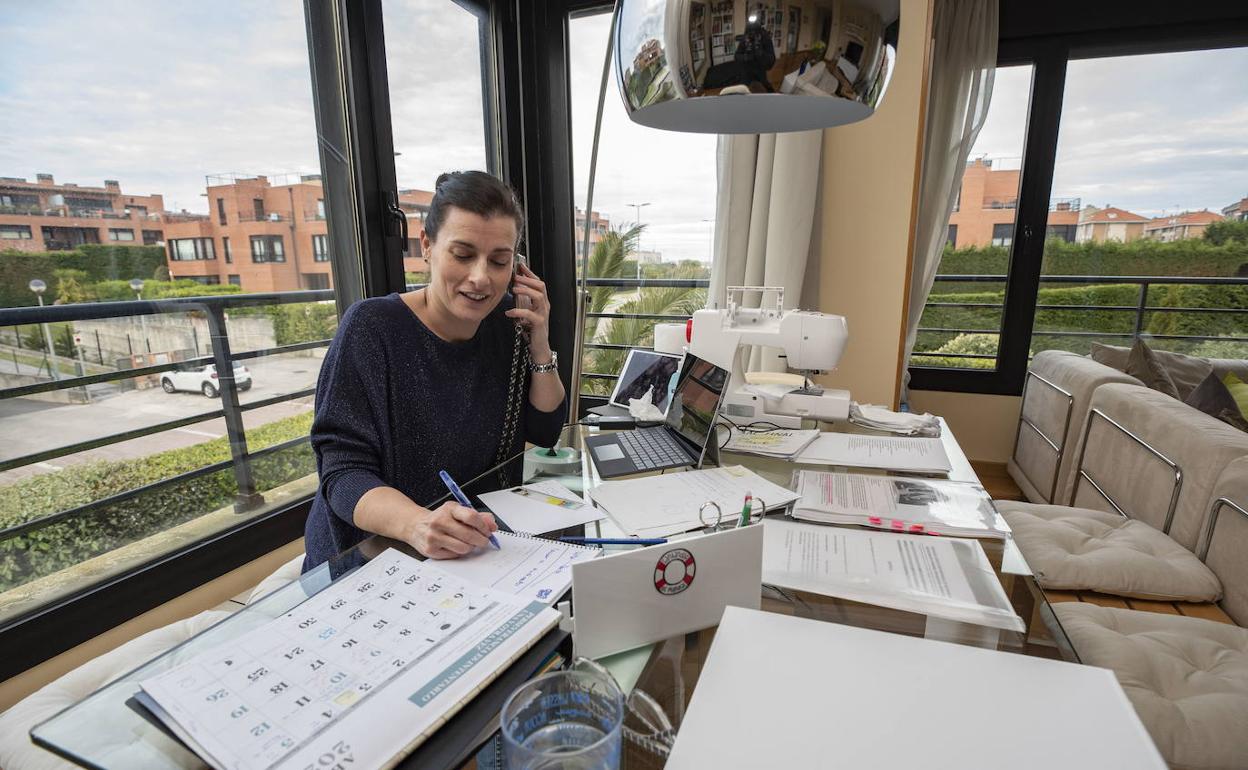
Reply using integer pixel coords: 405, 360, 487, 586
566, 525, 763, 660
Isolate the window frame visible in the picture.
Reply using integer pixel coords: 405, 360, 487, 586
0, 0, 548, 682
249, 234, 286, 263
908, 10, 1248, 395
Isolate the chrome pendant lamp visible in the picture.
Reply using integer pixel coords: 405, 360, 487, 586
613, 0, 900, 134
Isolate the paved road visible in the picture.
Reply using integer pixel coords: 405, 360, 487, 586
0, 354, 323, 484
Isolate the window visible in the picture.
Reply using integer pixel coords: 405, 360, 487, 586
216, 197, 227, 225
316, 199, 325, 219
312, 234, 330, 262
227, 274, 241, 286
250, 234, 285, 263
910, 35, 1248, 394
252, 198, 265, 221
569, 8, 714, 402
168, 237, 215, 260
141, 229, 162, 245
946, 224, 957, 249
108, 228, 135, 241
184, 275, 221, 285
303, 273, 330, 290
0, 225, 32, 240
222, 236, 232, 263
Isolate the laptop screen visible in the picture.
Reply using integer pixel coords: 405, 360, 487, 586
665, 353, 728, 461
609, 349, 682, 411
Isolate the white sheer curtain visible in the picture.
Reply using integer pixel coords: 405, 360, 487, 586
901, 0, 998, 398
709, 130, 823, 371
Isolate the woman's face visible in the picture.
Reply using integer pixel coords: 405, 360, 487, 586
421, 207, 518, 325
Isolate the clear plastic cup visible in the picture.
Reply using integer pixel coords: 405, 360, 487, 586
500, 668, 624, 770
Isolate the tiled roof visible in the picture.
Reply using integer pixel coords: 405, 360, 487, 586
1081, 206, 1150, 224
1144, 210, 1223, 230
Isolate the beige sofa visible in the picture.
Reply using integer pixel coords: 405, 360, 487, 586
1009, 348, 1248, 515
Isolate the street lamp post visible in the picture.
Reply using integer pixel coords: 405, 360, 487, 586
28, 279, 59, 381
130, 278, 149, 353
626, 202, 651, 286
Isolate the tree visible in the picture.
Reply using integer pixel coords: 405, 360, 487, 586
580, 224, 707, 395
1204, 219, 1248, 247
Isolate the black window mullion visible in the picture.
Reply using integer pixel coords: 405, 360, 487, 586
995, 45, 1068, 394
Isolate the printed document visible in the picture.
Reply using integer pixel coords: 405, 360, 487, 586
794, 433, 952, 474
792, 470, 1007, 539
139, 549, 559, 770
761, 519, 1023, 631
722, 428, 820, 458
478, 480, 602, 534
588, 465, 801, 537
428, 531, 600, 604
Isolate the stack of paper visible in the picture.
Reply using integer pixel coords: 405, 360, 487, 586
791, 470, 1008, 539
666, 607, 1166, 770
588, 465, 801, 538
761, 519, 1023, 631
794, 433, 952, 473
477, 480, 603, 534
722, 428, 820, 458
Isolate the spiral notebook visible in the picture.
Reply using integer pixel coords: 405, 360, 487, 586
428, 531, 602, 605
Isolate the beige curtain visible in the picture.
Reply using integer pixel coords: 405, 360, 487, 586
709, 130, 823, 371
901, 0, 998, 399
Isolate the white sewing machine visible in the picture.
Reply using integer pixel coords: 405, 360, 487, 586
689, 286, 850, 429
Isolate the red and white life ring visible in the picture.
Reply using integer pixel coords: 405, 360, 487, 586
654, 548, 696, 595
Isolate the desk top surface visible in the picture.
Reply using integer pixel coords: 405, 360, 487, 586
33, 419, 1068, 770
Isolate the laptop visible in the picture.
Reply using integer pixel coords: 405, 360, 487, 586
585, 352, 729, 479
608, 349, 682, 412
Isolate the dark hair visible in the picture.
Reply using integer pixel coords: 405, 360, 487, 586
424, 170, 525, 245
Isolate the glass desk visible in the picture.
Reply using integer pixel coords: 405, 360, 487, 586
32, 420, 1072, 769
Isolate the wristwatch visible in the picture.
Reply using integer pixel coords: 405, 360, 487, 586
531, 350, 558, 373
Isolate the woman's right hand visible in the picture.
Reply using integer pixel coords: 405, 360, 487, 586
407, 501, 498, 559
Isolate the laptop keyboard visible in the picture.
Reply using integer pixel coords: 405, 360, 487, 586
617, 427, 691, 471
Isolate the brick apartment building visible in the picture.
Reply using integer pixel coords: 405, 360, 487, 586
574, 207, 610, 257
1223, 197, 1248, 222
163, 174, 432, 292
0, 174, 166, 252
946, 159, 1079, 249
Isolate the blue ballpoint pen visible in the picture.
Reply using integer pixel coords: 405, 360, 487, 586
438, 470, 501, 550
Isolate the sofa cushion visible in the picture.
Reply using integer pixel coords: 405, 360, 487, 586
1185, 371, 1248, 432
1054, 602, 1248, 770
1092, 342, 1215, 401
1125, 338, 1182, 399
998, 501, 1222, 601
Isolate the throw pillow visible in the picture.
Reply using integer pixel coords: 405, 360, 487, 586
1124, 338, 1180, 400
1186, 371, 1248, 432
1223, 372, 1248, 417
1089, 343, 1130, 371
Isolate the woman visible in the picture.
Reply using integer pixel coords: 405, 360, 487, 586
302, 171, 567, 571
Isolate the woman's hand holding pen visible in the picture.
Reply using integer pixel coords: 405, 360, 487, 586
505, 261, 551, 360
407, 502, 498, 559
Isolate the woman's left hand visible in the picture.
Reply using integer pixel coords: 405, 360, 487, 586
505, 261, 552, 357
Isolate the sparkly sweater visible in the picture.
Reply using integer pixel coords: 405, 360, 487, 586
302, 293, 567, 571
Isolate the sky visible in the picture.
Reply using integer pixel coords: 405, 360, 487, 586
1, 3, 1245, 263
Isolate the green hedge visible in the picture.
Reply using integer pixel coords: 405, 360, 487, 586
0, 412, 315, 591
89, 278, 241, 301
0, 245, 167, 307
936, 238, 1248, 278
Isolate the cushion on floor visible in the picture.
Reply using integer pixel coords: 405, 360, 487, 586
998, 501, 1222, 601
1055, 602, 1248, 770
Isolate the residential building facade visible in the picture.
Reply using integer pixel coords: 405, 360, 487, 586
945, 159, 1079, 248
574, 207, 611, 257
0, 174, 166, 253
1142, 210, 1223, 242
1075, 205, 1150, 243
1223, 197, 1248, 222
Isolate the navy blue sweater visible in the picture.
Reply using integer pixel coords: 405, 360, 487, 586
302, 293, 567, 571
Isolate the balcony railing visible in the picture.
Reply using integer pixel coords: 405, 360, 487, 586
238, 211, 292, 223
577, 276, 710, 395
912, 274, 1248, 367
0, 290, 334, 558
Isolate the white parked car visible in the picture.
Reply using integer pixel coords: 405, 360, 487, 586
161, 363, 252, 397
